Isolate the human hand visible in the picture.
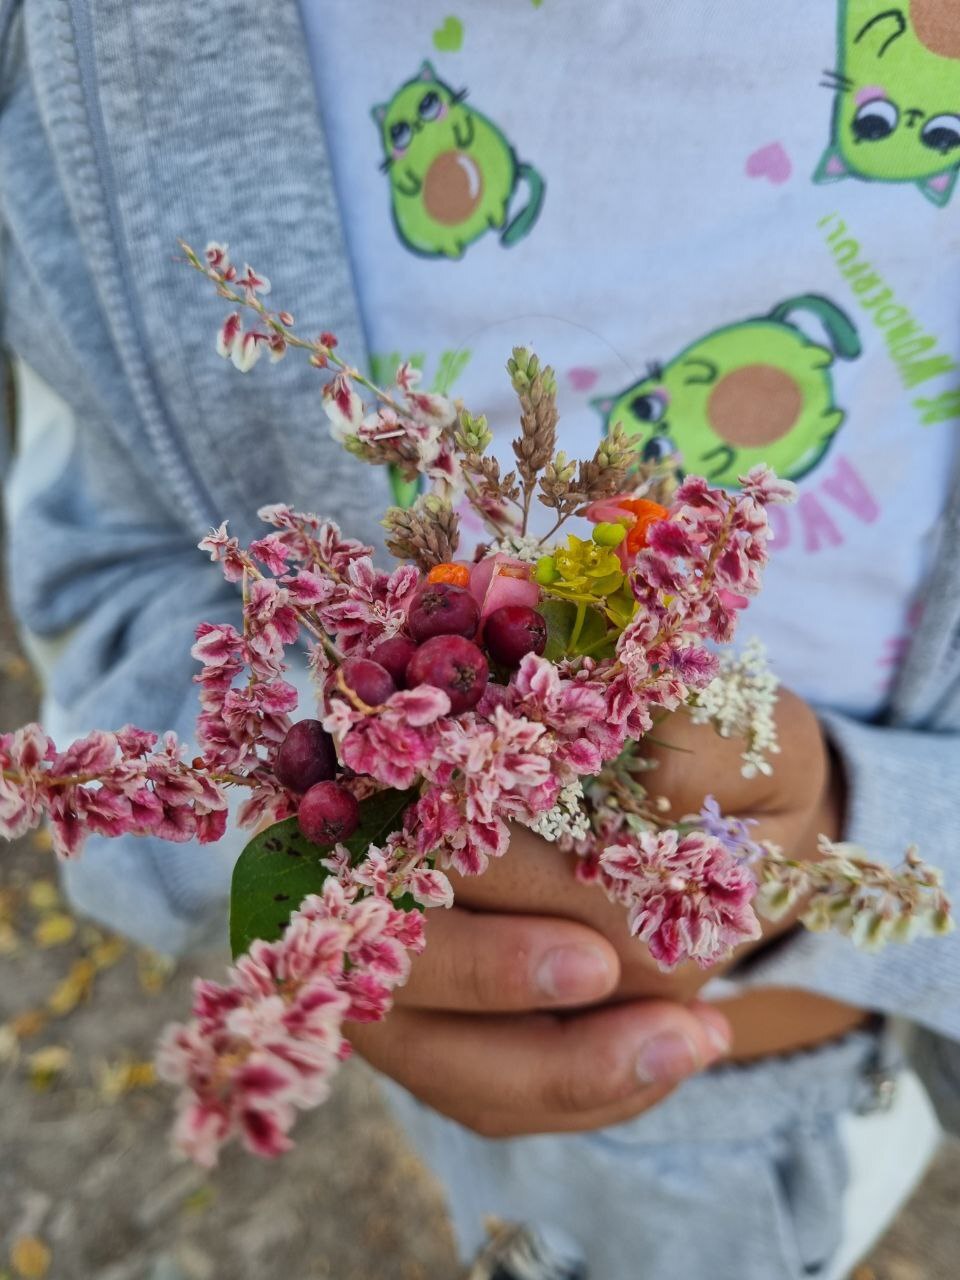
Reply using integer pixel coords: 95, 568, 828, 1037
348, 904, 731, 1137
349, 687, 839, 1133
450, 685, 843, 1005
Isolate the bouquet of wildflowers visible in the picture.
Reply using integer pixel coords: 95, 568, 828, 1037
0, 242, 952, 1167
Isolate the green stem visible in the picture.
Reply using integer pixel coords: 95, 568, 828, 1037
569, 602, 588, 652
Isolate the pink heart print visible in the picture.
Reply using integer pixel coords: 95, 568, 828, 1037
745, 142, 792, 185
567, 366, 600, 392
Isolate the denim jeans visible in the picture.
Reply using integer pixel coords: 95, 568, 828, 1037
380, 1029, 932, 1280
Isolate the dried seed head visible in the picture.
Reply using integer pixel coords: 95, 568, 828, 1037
382, 496, 461, 571
508, 348, 559, 488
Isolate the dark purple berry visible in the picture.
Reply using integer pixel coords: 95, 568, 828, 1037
484, 605, 548, 667
297, 781, 360, 846
405, 635, 489, 713
340, 657, 396, 707
407, 583, 480, 643
275, 720, 337, 794
369, 635, 418, 687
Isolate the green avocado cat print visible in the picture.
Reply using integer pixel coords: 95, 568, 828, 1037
817, 1, 960, 206
372, 61, 545, 259
594, 296, 862, 490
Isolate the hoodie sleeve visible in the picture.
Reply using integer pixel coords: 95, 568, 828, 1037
735, 708, 960, 1127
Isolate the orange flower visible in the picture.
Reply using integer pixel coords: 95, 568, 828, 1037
615, 499, 670, 555
427, 562, 470, 588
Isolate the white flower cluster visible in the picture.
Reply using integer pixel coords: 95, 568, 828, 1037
527, 780, 591, 843
688, 637, 780, 779
489, 532, 545, 564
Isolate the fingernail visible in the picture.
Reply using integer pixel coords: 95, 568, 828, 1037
535, 945, 612, 1001
702, 1018, 732, 1057
693, 1005, 733, 1058
635, 1032, 702, 1085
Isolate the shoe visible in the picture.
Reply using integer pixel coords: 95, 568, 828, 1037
467, 1220, 589, 1280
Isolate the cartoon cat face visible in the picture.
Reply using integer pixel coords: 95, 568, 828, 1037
594, 300, 860, 489
818, 2, 960, 204
372, 62, 464, 167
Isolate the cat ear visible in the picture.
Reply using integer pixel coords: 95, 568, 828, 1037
371, 103, 388, 125
812, 146, 851, 185
419, 60, 438, 82
919, 168, 959, 208
590, 396, 616, 416
852, 10, 906, 58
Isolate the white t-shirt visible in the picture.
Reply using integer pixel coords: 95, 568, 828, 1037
298, 0, 958, 717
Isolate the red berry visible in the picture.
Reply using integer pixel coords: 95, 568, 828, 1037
340, 657, 396, 706
275, 720, 337, 793
484, 605, 548, 667
297, 781, 360, 846
369, 636, 418, 687
407, 583, 480, 643
405, 635, 489, 713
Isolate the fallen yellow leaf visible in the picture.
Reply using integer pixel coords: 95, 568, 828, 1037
89, 935, 126, 971
2, 654, 31, 681
46, 959, 96, 1017
97, 1057, 158, 1101
10, 1236, 51, 1279
26, 880, 60, 913
31, 829, 53, 854
182, 1185, 217, 1215
8, 1010, 47, 1040
0, 924, 20, 956
137, 949, 176, 994
27, 1045, 71, 1090
0, 1025, 18, 1063
33, 913, 76, 949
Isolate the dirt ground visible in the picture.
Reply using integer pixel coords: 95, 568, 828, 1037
1, 566, 958, 1280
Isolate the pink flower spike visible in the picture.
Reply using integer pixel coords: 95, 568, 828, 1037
395, 361, 422, 392
738, 465, 797, 506
600, 830, 761, 970
236, 264, 271, 295
216, 312, 242, 360
232, 331, 264, 373
250, 535, 291, 576
204, 242, 231, 272
322, 373, 364, 441
157, 884, 422, 1166
267, 334, 287, 364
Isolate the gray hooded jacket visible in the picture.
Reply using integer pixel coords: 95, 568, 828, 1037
1, 1, 958, 1121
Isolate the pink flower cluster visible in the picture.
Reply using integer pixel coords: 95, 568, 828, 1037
630, 467, 795, 647
157, 878, 424, 1166
0, 724, 227, 859
601, 829, 762, 969
0, 445, 796, 1164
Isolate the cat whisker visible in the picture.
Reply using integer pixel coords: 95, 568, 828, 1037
646, 360, 665, 382
378, 157, 392, 173
821, 68, 853, 86
820, 79, 850, 93
451, 89, 469, 105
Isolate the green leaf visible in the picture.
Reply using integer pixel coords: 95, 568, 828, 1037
430, 348, 472, 394
538, 598, 613, 661
229, 787, 418, 958
538, 598, 577, 661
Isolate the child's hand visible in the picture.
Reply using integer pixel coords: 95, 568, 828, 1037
348, 907, 731, 1135
349, 688, 839, 1134
452, 685, 843, 1005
